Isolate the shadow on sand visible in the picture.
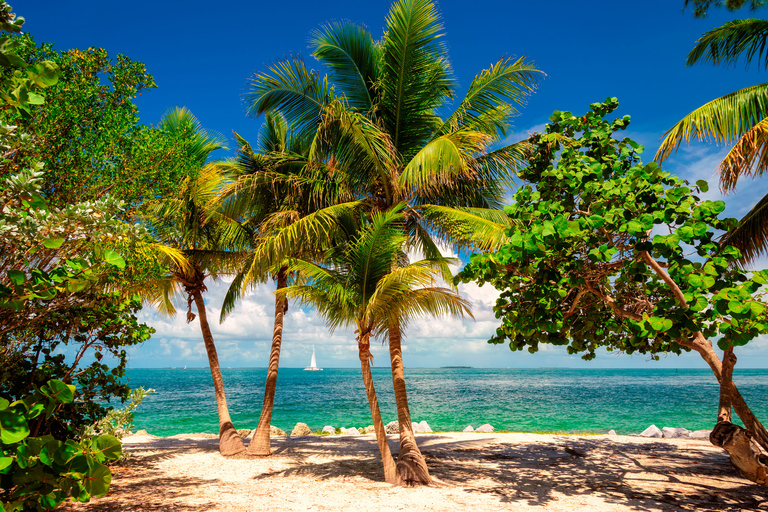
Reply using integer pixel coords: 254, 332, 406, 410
60, 434, 766, 511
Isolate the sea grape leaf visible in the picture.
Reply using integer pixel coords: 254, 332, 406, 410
0, 409, 29, 444
82, 463, 112, 496
103, 249, 125, 269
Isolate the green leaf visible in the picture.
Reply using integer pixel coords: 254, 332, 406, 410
43, 379, 75, 404
67, 280, 88, 293
7, 270, 25, 286
0, 409, 29, 444
82, 463, 112, 496
696, 179, 709, 193
103, 249, 125, 269
53, 440, 81, 465
0, 457, 13, 472
690, 295, 709, 311
92, 435, 122, 461
42, 238, 64, 249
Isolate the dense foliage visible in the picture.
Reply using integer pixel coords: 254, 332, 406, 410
0, 38, 199, 211
0, 380, 122, 511
458, 98, 768, 360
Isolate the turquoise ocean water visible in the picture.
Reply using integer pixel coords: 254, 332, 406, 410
124, 367, 768, 437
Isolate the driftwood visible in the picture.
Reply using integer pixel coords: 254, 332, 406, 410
710, 348, 768, 485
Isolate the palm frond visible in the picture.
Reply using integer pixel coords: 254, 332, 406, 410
721, 191, 768, 264
245, 56, 333, 135
159, 107, 228, 164
348, 206, 408, 303
379, 0, 455, 158
719, 117, 768, 190
656, 83, 768, 161
250, 200, 363, 271
399, 129, 493, 193
311, 21, 378, 112
257, 112, 290, 154
436, 56, 542, 140
417, 204, 517, 252
312, 100, 399, 203
687, 19, 768, 70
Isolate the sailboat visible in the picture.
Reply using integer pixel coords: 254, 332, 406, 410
304, 345, 322, 371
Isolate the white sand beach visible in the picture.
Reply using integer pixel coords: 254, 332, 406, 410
58, 431, 766, 511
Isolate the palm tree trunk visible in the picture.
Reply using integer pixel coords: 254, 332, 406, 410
247, 266, 288, 456
388, 317, 431, 485
192, 290, 245, 456
358, 336, 401, 485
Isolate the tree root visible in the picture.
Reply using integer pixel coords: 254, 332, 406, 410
219, 421, 246, 456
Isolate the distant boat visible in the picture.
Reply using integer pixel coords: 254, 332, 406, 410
184, 365, 186, 370
304, 346, 323, 371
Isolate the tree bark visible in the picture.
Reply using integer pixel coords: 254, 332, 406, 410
192, 290, 245, 456
680, 333, 768, 453
358, 335, 401, 485
709, 348, 768, 485
388, 318, 431, 485
247, 267, 288, 456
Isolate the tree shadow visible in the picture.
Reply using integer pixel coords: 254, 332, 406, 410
420, 436, 766, 511
249, 434, 397, 483
58, 434, 768, 511
58, 450, 220, 511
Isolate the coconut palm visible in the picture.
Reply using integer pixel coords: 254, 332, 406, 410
656, 18, 768, 264
246, 0, 539, 481
278, 207, 471, 484
142, 108, 246, 456
215, 113, 361, 456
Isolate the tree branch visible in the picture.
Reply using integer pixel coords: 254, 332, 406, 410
583, 282, 644, 321
640, 251, 688, 307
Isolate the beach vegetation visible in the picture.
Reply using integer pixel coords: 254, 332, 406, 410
279, 206, 471, 484
247, 0, 541, 482
458, 98, 768, 484
0, 38, 197, 215
136, 108, 247, 456
0, 379, 122, 511
81, 387, 155, 444
657, 15, 768, 264
214, 113, 360, 456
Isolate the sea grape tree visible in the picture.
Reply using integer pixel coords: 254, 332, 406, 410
458, 98, 768, 484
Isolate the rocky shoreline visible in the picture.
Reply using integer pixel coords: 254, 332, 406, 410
131, 421, 714, 440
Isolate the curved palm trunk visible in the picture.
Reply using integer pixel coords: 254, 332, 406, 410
192, 290, 245, 456
358, 335, 401, 485
388, 318, 431, 485
247, 266, 288, 456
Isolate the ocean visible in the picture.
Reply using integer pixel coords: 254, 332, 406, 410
124, 367, 768, 437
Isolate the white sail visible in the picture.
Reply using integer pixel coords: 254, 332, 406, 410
304, 345, 323, 371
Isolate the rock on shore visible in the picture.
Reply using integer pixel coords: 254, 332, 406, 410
291, 423, 311, 436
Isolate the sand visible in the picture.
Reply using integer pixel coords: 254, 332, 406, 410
59, 432, 767, 511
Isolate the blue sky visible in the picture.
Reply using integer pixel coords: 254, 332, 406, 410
25, 0, 768, 368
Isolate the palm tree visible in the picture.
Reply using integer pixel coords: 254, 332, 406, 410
245, 0, 540, 482
142, 107, 246, 456
656, 18, 768, 264
278, 207, 471, 484
215, 113, 361, 456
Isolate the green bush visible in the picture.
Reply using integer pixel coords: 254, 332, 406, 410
0, 379, 121, 511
